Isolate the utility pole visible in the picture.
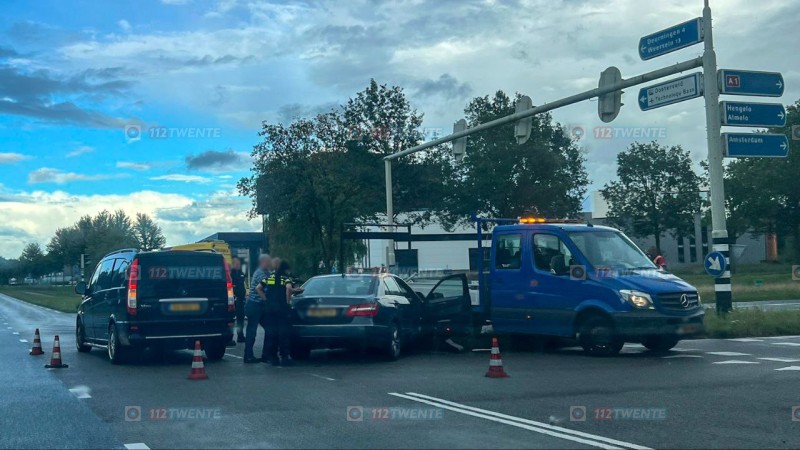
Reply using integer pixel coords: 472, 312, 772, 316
701, 0, 732, 313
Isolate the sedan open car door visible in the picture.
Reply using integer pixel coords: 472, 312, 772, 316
423, 274, 471, 336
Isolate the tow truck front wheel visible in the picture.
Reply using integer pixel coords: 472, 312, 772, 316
578, 316, 623, 357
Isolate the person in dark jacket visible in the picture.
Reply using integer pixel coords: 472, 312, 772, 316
256, 258, 294, 366
230, 257, 247, 343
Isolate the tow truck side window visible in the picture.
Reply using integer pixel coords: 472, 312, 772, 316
495, 234, 521, 270
532, 234, 573, 273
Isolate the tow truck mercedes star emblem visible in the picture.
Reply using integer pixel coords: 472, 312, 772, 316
680, 294, 689, 308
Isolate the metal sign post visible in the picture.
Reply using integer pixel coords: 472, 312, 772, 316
700, 0, 732, 313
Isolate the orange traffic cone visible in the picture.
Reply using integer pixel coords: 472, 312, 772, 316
485, 337, 509, 378
45, 335, 69, 368
30, 328, 45, 355
187, 340, 208, 380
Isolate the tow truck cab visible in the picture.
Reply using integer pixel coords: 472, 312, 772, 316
483, 220, 704, 356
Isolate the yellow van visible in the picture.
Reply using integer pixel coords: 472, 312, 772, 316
166, 241, 233, 266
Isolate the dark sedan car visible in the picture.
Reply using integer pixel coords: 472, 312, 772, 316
290, 273, 471, 360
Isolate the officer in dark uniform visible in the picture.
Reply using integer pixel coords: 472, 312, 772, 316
256, 258, 294, 366
229, 257, 247, 343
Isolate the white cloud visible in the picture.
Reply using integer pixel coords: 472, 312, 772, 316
161, 0, 191, 4
116, 161, 151, 171
0, 153, 29, 164
118, 20, 132, 32
150, 174, 211, 183
0, 188, 258, 258
66, 145, 94, 158
27, 168, 127, 184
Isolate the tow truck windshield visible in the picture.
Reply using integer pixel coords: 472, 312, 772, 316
568, 230, 657, 270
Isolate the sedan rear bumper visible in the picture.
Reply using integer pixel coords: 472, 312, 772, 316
292, 324, 390, 349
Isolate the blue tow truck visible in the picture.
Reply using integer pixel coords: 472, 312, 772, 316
474, 217, 705, 356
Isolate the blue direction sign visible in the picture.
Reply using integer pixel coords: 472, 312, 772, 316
722, 133, 789, 158
720, 101, 787, 127
704, 251, 727, 277
639, 18, 703, 61
638, 73, 703, 111
718, 69, 784, 97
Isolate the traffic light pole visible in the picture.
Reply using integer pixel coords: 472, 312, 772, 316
701, 0, 732, 313
382, 56, 703, 267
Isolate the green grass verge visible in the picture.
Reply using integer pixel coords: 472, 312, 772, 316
703, 308, 800, 338
0, 285, 81, 313
671, 264, 800, 302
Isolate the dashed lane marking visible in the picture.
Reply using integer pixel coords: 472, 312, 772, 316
124, 444, 150, 450
224, 353, 243, 359
12, 332, 18, 335
706, 352, 751, 357
307, 373, 336, 381
771, 342, 800, 347
671, 348, 699, 352
68, 387, 92, 399
19, 339, 27, 343
712, 360, 760, 365
775, 366, 800, 371
727, 338, 764, 342
759, 357, 800, 363
662, 355, 703, 359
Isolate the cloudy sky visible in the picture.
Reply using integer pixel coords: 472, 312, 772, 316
0, 0, 797, 259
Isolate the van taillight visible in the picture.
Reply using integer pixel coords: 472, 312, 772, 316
346, 303, 379, 317
127, 258, 139, 316
224, 261, 235, 312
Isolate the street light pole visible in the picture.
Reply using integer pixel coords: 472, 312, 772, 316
701, 0, 732, 312
384, 159, 395, 266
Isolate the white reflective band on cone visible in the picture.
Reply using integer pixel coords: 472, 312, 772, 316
52, 352, 60, 358
489, 359, 503, 366
491, 347, 499, 355
192, 361, 203, 369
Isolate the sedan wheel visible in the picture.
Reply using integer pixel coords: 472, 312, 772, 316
385, 323, 402, 361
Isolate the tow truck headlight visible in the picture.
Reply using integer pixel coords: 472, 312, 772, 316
619, 290, 654, 309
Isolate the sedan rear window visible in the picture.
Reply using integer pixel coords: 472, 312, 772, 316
302, 276, 377, 296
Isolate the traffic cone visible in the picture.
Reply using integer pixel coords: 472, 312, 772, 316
187, 340, 208, 380
485, 337, 509, 378
30, 328, 45, 355
45, 335, 69, 368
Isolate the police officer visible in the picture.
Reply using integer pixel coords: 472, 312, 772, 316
229, 257, 247, 343
243, 254, 272, 363
256, 258, 294, 366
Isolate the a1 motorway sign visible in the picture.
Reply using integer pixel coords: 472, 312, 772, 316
638, 73, 703, 111
718, 69, 784, 97
639, 18, 703, 61
720, 101, 787, 127
722, 133, 789, 158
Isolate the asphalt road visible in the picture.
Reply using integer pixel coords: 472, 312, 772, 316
2, 292, 800, 449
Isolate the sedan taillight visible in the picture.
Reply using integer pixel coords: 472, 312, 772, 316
346, 303, 379, 317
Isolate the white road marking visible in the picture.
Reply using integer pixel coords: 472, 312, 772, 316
758, 357, 800, 363
670, 348, 699, 352
124, 444, 150, 450
307, 373, 336, 381
712, 360, 759, 365
771, 342, 800, 347
224, 353, 243, 359
12, 332, 19, 335
662, 355, 703, 359
706, 351, 751, 357
471, 348, 491, 352
68, 386, 92, 399
765, 335, 800, 339
19, 339, 28, 343
390, 392, 651, 450
727, 338, 764, 342
775, 366, 800, 371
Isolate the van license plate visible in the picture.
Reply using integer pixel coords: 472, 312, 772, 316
308, 308, 336, 318
170, 303, 201, 312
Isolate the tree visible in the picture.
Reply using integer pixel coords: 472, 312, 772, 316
133, 213, 166, 251
440, 91, 588, 225
723, 100, 800, 262
19, 243, 46, 278
601, 142, 702, 252
239, 80, 443, 277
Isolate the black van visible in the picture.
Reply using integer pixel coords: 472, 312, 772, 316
75, 249, 235, 364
